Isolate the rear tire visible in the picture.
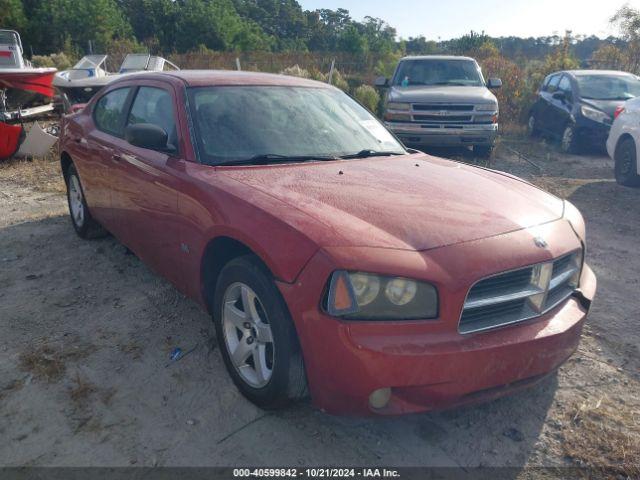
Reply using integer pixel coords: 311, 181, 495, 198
212, 255, 307, 409
614, 137, 640, 187
65, 164, 107, 239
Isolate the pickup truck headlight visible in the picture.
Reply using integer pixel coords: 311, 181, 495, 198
387, 102, 411, 111
325, 271, 438, 320
475, 104, 498, 112
581, 106, 611, 125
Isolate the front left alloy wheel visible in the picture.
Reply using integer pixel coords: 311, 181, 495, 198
560, 125, 579, 154
212, 255, 307, 408
614, 137, 640, 187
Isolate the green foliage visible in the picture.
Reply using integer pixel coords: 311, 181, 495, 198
403, 36, 439, 56
354, 84, 380, 113
281, 64, 311, 78
30, 52, 73, 70
24, 0, 132, 55
329, 69, 349, 92
0, 0, 27, 30
479, 55, 525, 122
452, 31, 492, 55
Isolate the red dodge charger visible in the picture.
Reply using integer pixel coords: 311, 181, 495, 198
59, 71, 596, 415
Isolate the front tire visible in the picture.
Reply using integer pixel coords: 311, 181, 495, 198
473, 145, 493, 158
527, 114, 540, 137
560, 125, 579, 154
65, 164, 107, 239
614, 137, 640, 187
212, 255, 307, 409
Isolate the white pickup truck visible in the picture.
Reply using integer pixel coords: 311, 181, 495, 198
376, 55, 502, 157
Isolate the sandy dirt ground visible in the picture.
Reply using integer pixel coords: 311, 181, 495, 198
0, 137, 638, 477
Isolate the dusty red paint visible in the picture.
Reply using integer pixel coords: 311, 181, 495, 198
60, 71, 597, 415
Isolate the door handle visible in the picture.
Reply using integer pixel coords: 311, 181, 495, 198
112, 153, 123, 162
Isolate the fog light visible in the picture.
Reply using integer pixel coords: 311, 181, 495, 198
369, 387, 392, 409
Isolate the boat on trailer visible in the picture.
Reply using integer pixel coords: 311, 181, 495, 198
0, 29, 57, 160
54, 53, 180, 107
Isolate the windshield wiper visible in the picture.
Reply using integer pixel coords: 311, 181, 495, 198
215, 153, 338, 166
339, 149, 404, 159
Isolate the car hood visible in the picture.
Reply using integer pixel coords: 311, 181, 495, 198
217, 154, 564, 251
387, 85, 497, 105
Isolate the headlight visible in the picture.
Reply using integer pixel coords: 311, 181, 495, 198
581, 106, 611, 124
475, 103, 497, 112
387, 102, 411, 111
384, 112, 412, 122
568, 250, 583, 288
325, 271, 438, 320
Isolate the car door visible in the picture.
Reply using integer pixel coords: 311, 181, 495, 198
84, 86, 134, 231
107, 82, 185, 289
547, 75, 574, 135
538, 74, 561, 133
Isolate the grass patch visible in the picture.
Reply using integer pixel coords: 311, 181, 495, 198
0, 150, 65, 194
69, 373, 97, 406
561, 394, 640, 478
19, 343, 96, 382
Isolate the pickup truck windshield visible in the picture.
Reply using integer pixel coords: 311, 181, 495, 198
393, 59, 484, 87
189, 86, 405, 165
576, 74, 640, 101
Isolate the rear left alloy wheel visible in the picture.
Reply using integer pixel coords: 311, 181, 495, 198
66, 164, 107, 239
614, 137, 640, 187
212, 255, 307, 409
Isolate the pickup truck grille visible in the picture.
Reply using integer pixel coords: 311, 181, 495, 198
459, 252, 582, 334
413, 104, 474, 112
407, 103, 492, 124
414, 114, 473, 123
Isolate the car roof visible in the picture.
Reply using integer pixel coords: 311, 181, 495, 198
557, 70, 637, 78
400, 55, 477, 62
109, 69, 334, 89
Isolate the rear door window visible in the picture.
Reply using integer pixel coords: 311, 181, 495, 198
127, 86, 178, 149
93, 88, 131, 136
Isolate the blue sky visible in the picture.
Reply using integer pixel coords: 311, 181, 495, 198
298, 0, 638, 40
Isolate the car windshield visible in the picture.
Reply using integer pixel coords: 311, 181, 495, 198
189, 86, 405, 165
392, 59, 484, 87
576, 74, 640, 101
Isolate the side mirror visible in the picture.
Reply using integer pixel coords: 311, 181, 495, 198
487, 78, 502, 89
552, 91, 566, 101
125, 123, 170, 152
374, 76, 389, 88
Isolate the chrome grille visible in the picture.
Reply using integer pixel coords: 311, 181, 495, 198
459, 252, 582, 334
406, 103, 495, 125
414, 114, 473, 123
413, 104, 474, 112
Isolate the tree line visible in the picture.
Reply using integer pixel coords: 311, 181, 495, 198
0, 0, 631, 63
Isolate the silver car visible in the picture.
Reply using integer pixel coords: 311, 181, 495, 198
376, 55, 502, 157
